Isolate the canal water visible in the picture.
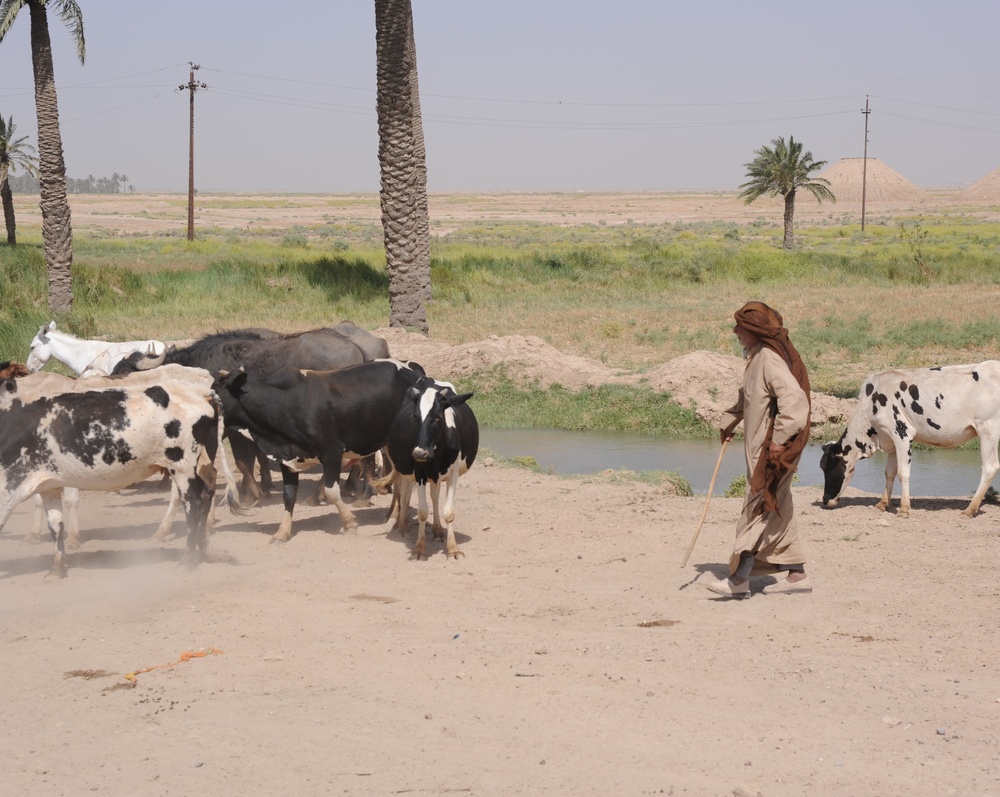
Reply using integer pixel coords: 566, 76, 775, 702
480, 428, 985, 497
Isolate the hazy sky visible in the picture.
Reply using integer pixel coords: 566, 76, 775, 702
1, 1, 997, 194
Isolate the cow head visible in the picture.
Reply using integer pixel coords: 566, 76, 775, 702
820, 427, 878, 508
412, 386, 474, 464
819, 438, 851, 508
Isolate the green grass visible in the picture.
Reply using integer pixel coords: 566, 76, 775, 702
4, 203, 1000, 436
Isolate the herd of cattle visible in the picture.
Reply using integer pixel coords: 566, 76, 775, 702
0, 321, 478, 577
2, 320, 998, 580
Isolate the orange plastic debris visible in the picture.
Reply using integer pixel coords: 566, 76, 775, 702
124, 647, 223, 682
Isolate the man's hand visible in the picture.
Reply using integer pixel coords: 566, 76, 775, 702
768, 440, 786, 459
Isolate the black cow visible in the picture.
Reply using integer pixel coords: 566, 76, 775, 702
213, 359, 425, 542
386, 379, 479, 559
116, 322, 389, 503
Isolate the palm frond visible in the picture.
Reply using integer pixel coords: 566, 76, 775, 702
0, 0, 29, 43
53, 0, 85, 62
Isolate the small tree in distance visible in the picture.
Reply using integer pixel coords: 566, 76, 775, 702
0, 113, 38, 245
739, 135, 834, 250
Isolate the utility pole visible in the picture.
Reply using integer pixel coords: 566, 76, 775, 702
179, 63, 207, 241
861, 95, 870, 232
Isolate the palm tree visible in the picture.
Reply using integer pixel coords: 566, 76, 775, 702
374, 0, 430, 332
738, 135, 834, 249
0, 0, 85, 313
0, 114, 38, 245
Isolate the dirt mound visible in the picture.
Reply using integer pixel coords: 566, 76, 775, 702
957, 165, 1000, 201
798, 157, 929, 204
378, 330, 855, 433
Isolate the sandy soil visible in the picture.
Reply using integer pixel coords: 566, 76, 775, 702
1, 330, 998, 797
2, 456, 998, 797
12, 187, 1000, 239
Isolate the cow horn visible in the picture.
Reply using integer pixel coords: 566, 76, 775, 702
132, 349, 168, 371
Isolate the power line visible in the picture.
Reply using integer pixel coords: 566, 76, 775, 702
872, 95, 1000, 118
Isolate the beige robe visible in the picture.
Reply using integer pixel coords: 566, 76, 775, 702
719, 344, 810, 575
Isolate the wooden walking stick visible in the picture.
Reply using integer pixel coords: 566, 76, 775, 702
681, 438, 729, 568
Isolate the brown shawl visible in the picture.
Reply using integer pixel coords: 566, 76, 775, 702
734, 301, 811, 516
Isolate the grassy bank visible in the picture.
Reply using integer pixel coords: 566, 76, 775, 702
2, 202, 999, 436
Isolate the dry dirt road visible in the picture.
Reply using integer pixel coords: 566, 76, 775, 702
0, 458, 997, 797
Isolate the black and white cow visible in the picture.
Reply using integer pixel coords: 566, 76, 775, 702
385, 379, 479, 559
0, 361, 227, 547
213, 359, 425, 542
820, 361, 1000, 517
0, 378, 238, 577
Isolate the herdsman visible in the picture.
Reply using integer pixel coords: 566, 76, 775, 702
706, 301, 813, 599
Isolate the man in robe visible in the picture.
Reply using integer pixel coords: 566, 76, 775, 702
706, 301, 813, 599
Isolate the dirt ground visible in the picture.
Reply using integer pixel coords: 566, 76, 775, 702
1, 327, 998, 797
2, 452, 998, 797
2, 192, 999, 795
14, 186, 1000, 238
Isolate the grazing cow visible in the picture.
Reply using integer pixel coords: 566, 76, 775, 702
820, 362, 1000, 517
213, 359, 425, 542
385, 379, 479, 559
115, 323, 389, 503
26, 321, 167, 377
0, 361, 224, 547
0, 377, 239, 577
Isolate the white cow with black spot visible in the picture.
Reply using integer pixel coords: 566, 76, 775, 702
0, 376, 238, 577
820, 361, 1000, 517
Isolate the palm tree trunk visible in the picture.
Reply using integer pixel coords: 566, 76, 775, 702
375, 0, 429, 332
0, 164, 15, 245
782, 189, 796, 250
29, 1, 74, 313
406, 17, 431, 304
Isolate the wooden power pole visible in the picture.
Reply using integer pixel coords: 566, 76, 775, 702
179, 63, 207, 241
861, 95, 871, 232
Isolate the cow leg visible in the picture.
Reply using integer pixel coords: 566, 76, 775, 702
178, 472, 214, 567
319, 457, 358, 533
40, 491, 69, 579
27, 494, 45, 544
272, 466, 299, 543
256, 449, 273, 494
438, 468, 465, 560
895, 440, 914, 518
413, 482, 430, 560
28, 488, 79, 548
229, 434, 264, 506
429, 480, 446, 542
387, 473, 415, 538
965, 427, 1000, 517
152, 481, 181, 542
877, 450, 899, 513
62, 488, 81, 550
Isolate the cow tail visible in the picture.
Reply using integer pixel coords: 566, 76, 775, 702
213, 394, 250, 515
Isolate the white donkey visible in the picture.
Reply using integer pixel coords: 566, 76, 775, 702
27, 321, 167, 377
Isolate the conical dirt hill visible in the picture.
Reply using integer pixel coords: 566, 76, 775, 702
956, 165, 1000, 201
798, 157, 929, 204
